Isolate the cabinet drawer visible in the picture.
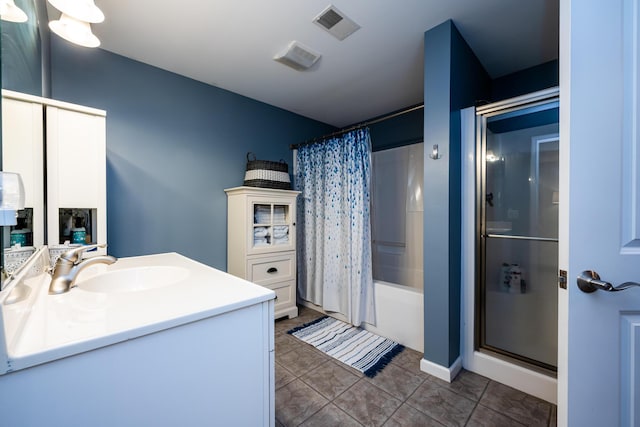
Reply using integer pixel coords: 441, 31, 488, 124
267, 280, 295, 311
248, 253, 295, 285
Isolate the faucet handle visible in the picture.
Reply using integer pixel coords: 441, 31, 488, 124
59, 243, 107, 264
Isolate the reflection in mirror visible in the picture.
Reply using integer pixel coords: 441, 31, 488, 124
485, 102, 560, 239
1, 0, 43, 96
4, 208, 36, 278
8, 207, 34, 246
2, 0, 49, 284
59, 208, 96, 245
529, 135, 559, 239
4, 245, 35, 276
2, 91, 45, 263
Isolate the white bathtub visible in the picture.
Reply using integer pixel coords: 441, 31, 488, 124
362, 280, 423, 352
300, 280, 424, 352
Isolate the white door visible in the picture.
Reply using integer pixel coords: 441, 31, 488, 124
561, 0, 640, 425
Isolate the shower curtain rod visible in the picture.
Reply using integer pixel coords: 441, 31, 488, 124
290, 103, 424, 150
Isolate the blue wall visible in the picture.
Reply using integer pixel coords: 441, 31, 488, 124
422, 20, 491, 368
491, 60, 558, 101
366, 60, 558, 154
368, 106, 424, 152
50, 37, 334, 269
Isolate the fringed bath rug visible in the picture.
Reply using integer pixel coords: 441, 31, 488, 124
288, 316, 404, 378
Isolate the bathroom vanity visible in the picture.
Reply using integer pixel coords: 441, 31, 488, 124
0, 248, 276, 426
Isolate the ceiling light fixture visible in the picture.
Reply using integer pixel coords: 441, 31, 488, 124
0, 0, 28, 23
47, 0, 104, 48
48, 0, 104, 23
49, 13, 100, 48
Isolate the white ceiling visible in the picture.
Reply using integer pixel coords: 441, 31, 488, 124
83, 0, 558, 128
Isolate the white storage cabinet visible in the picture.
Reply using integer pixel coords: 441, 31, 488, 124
225, 186, 300, 320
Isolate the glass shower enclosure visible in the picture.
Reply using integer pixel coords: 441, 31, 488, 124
476, 90, 559, 372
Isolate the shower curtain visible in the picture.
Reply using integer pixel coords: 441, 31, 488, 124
295, 128, 375, 327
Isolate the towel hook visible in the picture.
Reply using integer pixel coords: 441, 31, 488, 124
429, 144, 442, 160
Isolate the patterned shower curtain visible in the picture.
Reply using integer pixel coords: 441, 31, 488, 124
295, 128, 375, 327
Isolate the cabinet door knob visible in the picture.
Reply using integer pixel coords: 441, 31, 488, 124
267, 267, 278, 274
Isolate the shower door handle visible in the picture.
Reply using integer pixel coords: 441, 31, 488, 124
577, 270, 640, 293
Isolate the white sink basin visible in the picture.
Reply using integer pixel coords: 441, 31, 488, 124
75, 266, 190, 293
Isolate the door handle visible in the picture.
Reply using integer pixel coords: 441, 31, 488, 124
577, 270, 640, 293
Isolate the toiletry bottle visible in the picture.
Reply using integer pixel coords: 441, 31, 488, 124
71, 217, 87, 245
9, 229, 27, 247
509, 264, 522, 294
500, 263, 511, 292
10, 217, 28, 247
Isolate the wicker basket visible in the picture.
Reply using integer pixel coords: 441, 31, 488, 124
243, 152, 291, 190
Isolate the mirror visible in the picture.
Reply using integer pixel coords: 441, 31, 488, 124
2, 0, 44, 96
2, 0, 49, 278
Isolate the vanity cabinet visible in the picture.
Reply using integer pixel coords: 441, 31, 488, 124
0, 251, 276, 426
1, 90, 107, 255
225, 186, 300, 319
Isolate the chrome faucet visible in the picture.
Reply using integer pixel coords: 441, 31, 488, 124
48, 244, 117, 294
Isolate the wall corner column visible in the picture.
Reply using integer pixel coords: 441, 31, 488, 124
421, 20, 490, 381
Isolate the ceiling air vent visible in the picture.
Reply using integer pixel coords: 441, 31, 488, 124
313, 5, 360, 41
273, 41, 321, 71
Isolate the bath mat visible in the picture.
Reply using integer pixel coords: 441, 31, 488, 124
288, 316, 404, 378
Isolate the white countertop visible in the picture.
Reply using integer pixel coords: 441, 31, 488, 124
0, 251, 275, 374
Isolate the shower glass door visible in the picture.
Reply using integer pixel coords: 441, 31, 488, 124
478, 94, 559, 372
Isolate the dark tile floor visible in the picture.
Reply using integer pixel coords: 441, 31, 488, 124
275, 306, 557, 427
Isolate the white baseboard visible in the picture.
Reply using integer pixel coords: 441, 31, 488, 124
464, 351, 557, 404
420, 356, 463, 383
